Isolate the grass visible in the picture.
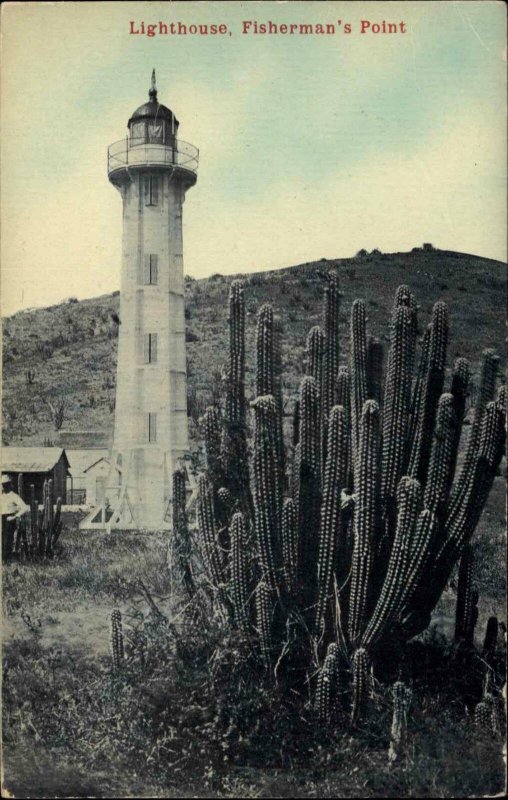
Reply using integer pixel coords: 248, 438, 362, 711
2, 512, 506, 798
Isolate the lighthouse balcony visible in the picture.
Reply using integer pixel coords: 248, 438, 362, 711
108, 138, 199, 184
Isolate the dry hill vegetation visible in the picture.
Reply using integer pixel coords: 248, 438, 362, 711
2, 248, 505, 446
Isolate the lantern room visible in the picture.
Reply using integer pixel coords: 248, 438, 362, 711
128, 70, 179, 147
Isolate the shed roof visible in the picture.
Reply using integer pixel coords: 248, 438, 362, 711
65, 449, 109, 476
1, 447, 70, 474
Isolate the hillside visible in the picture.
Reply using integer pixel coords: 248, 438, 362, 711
2, 247, 506, 447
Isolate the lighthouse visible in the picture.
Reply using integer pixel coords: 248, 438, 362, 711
99, 72, 198, 530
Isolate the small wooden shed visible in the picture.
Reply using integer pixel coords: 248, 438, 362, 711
1, 447, 70, 504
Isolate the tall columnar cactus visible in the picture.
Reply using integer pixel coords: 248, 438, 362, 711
281, 498, 297, 596
315, 405, 347, 639
256, 304, 275, 397
474, 700, 491, 730
336, 366, 352, 488
362, 477, 422, 648
306, 326, 325, 393
366, 337, 384, 407
350, 300, 369, 467
296, 376, 322, 614
388, 681, 412, 763
35, 478, 62, 558
257, 304, 285, 489
454, 545, 478, 645
322, 272, 341, 427
203, 406, 224, 489
252, 396, 282, 592
221, 280, 250, 510
423, 393, 458, 518
349, 400, 379, 645
29, 484, 38, 557
380, 304, 415, 517
482, 616, 498, 658
111, 609, 124, 669
408, 301, 449, 484
315, 642, 339, 722
230, 512, 251, 635
255, 579, 273, 668
171, 470, 195, 600
458, 349, 499, 483
197, 474, 227, 591
351, 647, 369, 724
14, 473, 28, 558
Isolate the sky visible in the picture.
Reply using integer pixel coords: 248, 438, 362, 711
1, 0, 506, 316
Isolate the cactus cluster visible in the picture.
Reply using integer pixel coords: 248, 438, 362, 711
6, 475, 62, 561
193, 275, 505, 726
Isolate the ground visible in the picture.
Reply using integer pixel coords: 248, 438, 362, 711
2, 508, 506, 799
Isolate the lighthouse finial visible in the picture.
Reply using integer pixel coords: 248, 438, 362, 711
149, 69, 157, 101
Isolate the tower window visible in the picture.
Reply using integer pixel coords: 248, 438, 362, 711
143, 175, 159, 206
144, 254, 158, 285
147, 413, 157, 443
143, 333, 158, 364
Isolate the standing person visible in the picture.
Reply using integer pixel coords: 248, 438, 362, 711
2, 474, 29, 562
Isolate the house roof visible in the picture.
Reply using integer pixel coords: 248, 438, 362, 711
65, 449, 109, 476
1, 447, 70, 474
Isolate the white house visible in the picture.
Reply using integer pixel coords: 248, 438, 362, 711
66, 450, 109, 507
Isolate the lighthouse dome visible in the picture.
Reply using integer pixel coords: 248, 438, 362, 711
128, 100, 177, 127
128, 71, 179, 141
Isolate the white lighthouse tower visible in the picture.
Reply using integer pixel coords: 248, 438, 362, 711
99, 72, 198, 530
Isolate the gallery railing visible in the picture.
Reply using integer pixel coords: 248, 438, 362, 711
107, 138, 199, 176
